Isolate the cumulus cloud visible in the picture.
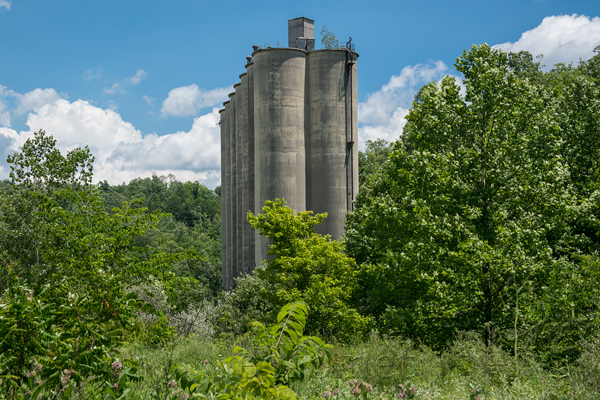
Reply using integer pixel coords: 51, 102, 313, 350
13, 88, 63, 115
161, 84, 231, 117
127, 69, 148, 85
0, 103, 9, 127
23, 99, 142, 160
358, 61, 451, 146
0, 0, 11, 10
0, 89, 222, 188
101, 109, 222, 186
495, 14, 600, 68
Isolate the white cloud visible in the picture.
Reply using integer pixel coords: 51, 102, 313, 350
24, 99, 142, 162
13, 88, 63, 115
127, 69, 148, 85
0, 126, 27, 157
0, 85, 10, 127
106, 100, 119, 111
143, 95, 155, 106
0, 89, 222, 188
103, 83, 123, 95
0, 103, 9, 127
161, 84, 231, 117
102, 109, 222, 186
102, 69, 147, 96
0, 0, 11, 10
495, 14, 600, 68
358, 61, 450, 146
83, 68, 103, 81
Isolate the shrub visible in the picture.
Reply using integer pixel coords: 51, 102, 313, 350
0, 284, 139, 399
248, 199, 372, 341
172, 301, 332, 399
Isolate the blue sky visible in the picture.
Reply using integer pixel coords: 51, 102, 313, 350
1, 0, 600, 188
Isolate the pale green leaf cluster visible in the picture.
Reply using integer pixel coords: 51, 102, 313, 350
320, 25, 339, 50
248, 199, 372, 340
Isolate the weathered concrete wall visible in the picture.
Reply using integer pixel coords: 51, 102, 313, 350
306, 49, 358, 239
348, 53, 359, 213
246, 62, 256, 274
235, 82, 246, 282
228, 91, 237, 289
237, 73, 250, 277
253, 48, 307, 266
219, 104, 230, 288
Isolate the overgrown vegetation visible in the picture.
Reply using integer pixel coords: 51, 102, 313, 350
246, 199, 372, 340
346, 44, 600, 360
320, 25, 340, 49
3, 43, 600, 398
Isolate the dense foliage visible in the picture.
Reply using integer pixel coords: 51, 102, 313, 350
99, 175, 222, 297
173, 302, 331, 399
345, 44, 600, 360
0, 131, 212, 398
358, 139, 392, 187
246, 199, 372, 340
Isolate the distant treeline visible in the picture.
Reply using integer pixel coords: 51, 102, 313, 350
98, 175, 223, 296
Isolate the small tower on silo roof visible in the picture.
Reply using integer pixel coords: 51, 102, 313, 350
288, 17, 315, 51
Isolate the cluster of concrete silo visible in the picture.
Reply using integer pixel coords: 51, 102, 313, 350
220, 17, 358, 290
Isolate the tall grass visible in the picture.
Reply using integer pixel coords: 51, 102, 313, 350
123, 332, 600, 399
122, 336, 225, 398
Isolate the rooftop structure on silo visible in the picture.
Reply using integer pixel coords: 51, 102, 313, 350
288, 17, 315, 51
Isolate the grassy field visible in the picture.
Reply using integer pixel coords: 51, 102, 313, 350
122, 332, 600, 400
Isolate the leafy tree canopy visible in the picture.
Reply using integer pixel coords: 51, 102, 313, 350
345, 45, 600, 356
0, 131, 169, 294
98, 173, 223, 296
358, 138, 392, 187
0, 131, 192, 389
248, 199, 371, 340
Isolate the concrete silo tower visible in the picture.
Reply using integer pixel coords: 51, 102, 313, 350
220, 17, 358, 289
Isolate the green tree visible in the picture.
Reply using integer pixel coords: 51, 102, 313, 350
320, 25, 339, 49
0, 131, 181, 394
98, 174, 222, 296
345, 44, 583, 348
577, 45, 600, 84
0, 131, 165, 294
248, 199, 371, 340
556, 75, 600, 196
531, 55, 600, 362
358, 138, 392, 187
507, 50, 544, 82
99, 174, 221, 228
